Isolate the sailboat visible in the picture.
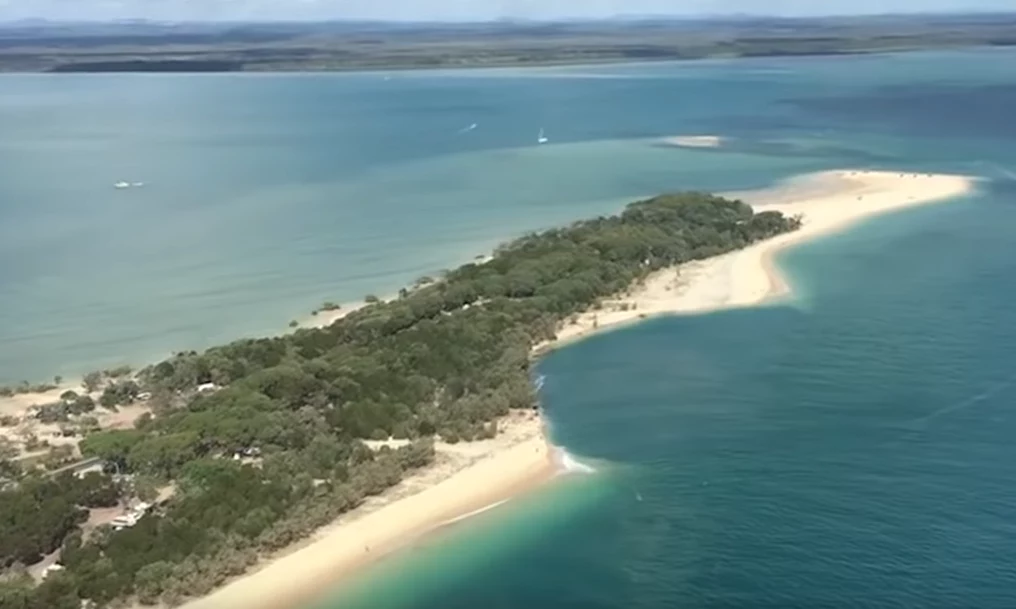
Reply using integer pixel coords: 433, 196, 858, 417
537, 128, 548, 144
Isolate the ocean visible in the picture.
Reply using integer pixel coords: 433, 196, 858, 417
4, 48, 1016, 607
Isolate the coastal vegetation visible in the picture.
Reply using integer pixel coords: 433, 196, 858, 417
0, 15, 1013, 73
0, 382, 59, 398
0, 192, 799, 608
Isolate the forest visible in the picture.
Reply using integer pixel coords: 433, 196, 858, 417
0, 193, 799, 608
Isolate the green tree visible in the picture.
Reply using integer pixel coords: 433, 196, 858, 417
104, 365, 133, 379
0, 577, 34, 609
80, 429, 145, 464
73, 472, 121, 508
134, 560, 174, 604
129, 432, 201, 476
0, 458, 22, 480
82, 371, 102, 392
0, 438, 17, 460
99, 380, 140, 408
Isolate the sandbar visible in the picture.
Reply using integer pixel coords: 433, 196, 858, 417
660, 134, 725, 148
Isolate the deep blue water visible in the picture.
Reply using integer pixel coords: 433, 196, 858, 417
305, 50, 1016, 609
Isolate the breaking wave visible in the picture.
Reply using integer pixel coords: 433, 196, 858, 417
555, 447, 596, 474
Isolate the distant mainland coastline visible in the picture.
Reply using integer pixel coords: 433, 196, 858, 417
0, 168, 975, 609
0, 14, 1013, 73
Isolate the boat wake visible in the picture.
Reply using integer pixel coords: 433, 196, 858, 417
995, 166, 1016, 180
972, 161, 1016, 181
916, 372, 1016, 424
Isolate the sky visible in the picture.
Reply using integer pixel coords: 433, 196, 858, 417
0, 0, 1013, 23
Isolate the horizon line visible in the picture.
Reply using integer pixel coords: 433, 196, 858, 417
2, 10, 1015, 27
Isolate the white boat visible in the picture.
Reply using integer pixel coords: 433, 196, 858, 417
113, 181, 130, 189
537, 128, 548, 144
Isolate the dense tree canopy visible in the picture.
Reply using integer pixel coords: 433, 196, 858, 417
0, 473, 118, 568
1, 193, 798, 607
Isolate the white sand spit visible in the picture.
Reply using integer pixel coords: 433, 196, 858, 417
165, 168, 976, 609
535, 169, 974, 352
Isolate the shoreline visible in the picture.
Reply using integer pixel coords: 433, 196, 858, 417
175, 409, 557, 609
177, 168, 975, 609
8, 167, 976, 609
534, 169, 974, 354
19, 44, 1011, 77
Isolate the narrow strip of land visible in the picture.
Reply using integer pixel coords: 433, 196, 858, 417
174, 168, 973, 609
3, 16, 1015, 73
177, 411, 552, 609
537, 169, 974, 351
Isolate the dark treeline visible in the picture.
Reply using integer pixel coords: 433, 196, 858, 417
0, 193, 799, 608
47, 60, 242, 73
2, 15, 1015, 72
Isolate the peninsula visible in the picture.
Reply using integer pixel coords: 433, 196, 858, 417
0, 188, 800, 609
0, 169, 974, 609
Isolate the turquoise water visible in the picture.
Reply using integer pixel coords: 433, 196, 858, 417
4, 49, 1016, 607
307, 51, 1016, 609
2, 49, 1015, 382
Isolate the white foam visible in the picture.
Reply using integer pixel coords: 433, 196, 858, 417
439, 499, 509, 527
555, 447, 596, 474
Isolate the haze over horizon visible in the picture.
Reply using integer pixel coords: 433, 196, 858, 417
0, 0, 1013, 23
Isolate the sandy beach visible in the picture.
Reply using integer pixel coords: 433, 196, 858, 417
0, 384, 77, 417
9, 167, 974, 609
535, 169, 974, 353
176, 168, 973, 609
177, 409, 554, 609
